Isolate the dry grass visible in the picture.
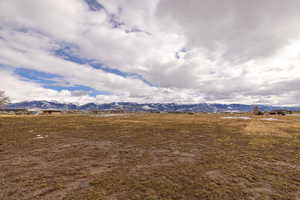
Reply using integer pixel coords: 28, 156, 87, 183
244, 120, 291, 137
0, 113, 299, 200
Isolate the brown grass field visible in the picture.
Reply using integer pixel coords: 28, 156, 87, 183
0, 113, 299, 200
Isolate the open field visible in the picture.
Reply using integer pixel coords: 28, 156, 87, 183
0, 113, 300, 200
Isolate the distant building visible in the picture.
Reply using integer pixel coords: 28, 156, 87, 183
268, 110, 292, 116
41, 110, 63, 115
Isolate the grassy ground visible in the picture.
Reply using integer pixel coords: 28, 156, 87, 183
0, 113, 299, 200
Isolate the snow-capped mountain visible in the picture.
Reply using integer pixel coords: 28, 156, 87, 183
5, 101, 78, 110
5, 101, 300, 112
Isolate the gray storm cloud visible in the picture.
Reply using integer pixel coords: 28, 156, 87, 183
156, 0, 300, 63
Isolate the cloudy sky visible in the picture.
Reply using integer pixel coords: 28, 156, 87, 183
1, 0, 300, 105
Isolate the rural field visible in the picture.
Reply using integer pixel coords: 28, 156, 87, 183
0, 113, 299, 200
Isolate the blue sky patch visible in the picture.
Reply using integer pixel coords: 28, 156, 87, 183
14, 68, 60, 85
84, 0, 104, 11
53, 44, 156, 86
14, 68, 111, 96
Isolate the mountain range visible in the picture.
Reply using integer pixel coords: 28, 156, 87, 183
4, 101, 300, 112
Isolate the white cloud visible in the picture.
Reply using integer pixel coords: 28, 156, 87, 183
0, 28, 155, 96
1, 0, 300, 105
0, 67, 207, 104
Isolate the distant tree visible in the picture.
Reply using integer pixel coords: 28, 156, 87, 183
0, 91, 10, 107
253, 105, 263, 115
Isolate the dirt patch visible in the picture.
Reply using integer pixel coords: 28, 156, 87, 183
222, 116, 252, 120
95, 114, 128, 118
206, 170, 225, 180
274, 161, 300, 171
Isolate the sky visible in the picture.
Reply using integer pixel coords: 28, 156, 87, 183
1, 0, 300, 105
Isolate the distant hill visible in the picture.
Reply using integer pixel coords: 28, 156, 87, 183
5, 101, 300, 112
